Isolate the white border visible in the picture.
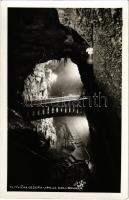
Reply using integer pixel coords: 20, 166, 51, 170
0, 1, 128, 199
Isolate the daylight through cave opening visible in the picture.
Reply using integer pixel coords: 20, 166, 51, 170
22, 58, 89, 150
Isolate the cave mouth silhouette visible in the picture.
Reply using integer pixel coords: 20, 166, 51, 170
8, 8, 90, 109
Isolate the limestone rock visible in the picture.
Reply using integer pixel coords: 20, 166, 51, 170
23, 61, 58, 148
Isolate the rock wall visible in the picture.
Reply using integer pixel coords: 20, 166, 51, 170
93, 9, 122, 116
57, 8, 93, 46
8, 8, 122, 192
22, 62, 57, 147
8, 8, 87, 108
58, 8, 122, 117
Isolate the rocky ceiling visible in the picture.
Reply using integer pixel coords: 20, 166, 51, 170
8, 8, 89, 108
8, 8, 122, 118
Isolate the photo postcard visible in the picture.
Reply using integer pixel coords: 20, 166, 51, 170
0, 0, 128, 199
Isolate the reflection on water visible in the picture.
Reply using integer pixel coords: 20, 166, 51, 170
51, 116, 90, 161
23, 58, 90, 163
46, 58, 90, 162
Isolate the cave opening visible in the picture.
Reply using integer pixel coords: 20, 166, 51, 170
8, 8, 121, 193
